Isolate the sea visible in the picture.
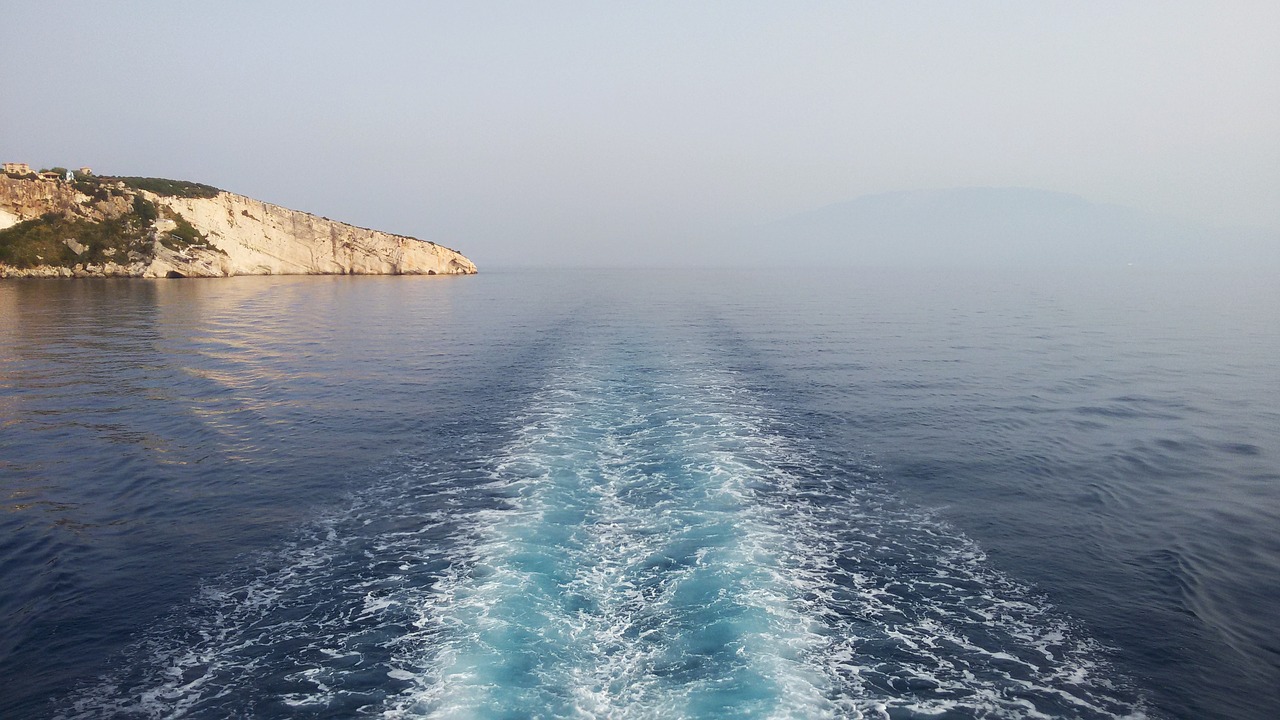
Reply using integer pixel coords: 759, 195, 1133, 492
0, 267, 1277, 719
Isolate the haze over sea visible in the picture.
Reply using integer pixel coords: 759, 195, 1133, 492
1, 268, 1276, 719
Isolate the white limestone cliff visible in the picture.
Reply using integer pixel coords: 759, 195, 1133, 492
151, 192, 476, 278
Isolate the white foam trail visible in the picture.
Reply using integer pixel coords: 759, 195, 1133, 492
390, 342, 1149, 718
386, 353, 840, 718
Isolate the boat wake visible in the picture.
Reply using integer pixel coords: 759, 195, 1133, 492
62, 338, 1148, 719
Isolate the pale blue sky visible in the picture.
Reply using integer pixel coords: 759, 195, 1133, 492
3, 1, 1277, 265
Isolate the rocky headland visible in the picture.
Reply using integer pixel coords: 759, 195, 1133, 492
0, 170, 476, 278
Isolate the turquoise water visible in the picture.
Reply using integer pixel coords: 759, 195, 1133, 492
1, 269, 1277, 718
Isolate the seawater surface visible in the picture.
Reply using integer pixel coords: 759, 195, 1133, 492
0, 269, 1276, 719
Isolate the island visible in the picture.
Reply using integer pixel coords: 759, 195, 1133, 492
0, 165, 477, 278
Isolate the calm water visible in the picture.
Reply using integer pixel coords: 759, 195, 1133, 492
0, 269, 1277, 719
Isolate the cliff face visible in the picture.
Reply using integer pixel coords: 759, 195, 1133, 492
0, 175, 477, 278
0, 175, 82, 220
156, 193, 476, 277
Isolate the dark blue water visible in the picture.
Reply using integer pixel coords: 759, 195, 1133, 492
0, 269, 1276, 718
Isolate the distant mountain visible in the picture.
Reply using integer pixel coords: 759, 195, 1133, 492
733, 187, 1276, 268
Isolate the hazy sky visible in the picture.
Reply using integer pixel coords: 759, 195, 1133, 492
3, 1, 1277, 266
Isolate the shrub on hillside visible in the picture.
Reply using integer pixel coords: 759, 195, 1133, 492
110, 176, 221, 199
0, 213, 152, 268
160, 211, 209, 251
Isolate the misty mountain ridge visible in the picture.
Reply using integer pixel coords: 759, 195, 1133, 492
737, 187, 1276, 268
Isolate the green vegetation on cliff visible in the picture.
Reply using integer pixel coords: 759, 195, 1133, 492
0, 196, 210, 269
2, 170, 219, 198
108, 176, 221, 199
0, 213, 152, 268
163, 212, 207, 250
